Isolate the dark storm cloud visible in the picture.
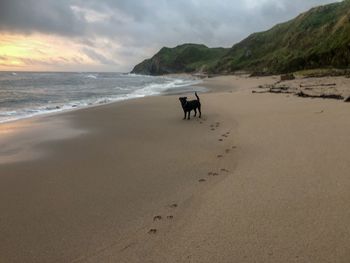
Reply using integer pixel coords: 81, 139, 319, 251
80, 0, 341, 48
0, 0, 86, 35
0, 0, 342, 70
0, 0, 341, 42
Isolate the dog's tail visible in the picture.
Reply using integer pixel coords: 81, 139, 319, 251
195, 92, 200, 102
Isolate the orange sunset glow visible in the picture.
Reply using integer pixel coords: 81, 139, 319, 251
0, 34, 96, 71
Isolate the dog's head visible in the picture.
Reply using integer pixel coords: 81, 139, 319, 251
179, 97, 187, 106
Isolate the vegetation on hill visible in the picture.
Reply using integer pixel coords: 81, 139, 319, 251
132, 0, 350, 75
214, 0, 350, 74
131, 44, 229, 75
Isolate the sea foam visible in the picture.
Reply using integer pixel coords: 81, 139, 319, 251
0, 72, 201, 123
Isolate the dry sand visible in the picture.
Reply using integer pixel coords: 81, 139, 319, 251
1, 75, 350, 262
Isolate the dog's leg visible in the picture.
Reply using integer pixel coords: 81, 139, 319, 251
194, 108, 197, 117
183, 110, 187, 120
187, 111, 190, 120
198, 105, 202, 118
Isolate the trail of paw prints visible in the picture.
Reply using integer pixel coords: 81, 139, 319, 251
202, 121, 237, 184
198, 161, 234, 184
216, 130, 236, 161
217, 145, 237, 159
210, 121, 221, 131
147, 203, 177, 234
199, 151, 234, 183
218, 131, 231, 142
205, 145, 238, 183
198, 168, 231, 184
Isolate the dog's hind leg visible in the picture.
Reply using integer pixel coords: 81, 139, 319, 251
194, 108, 197, 117
198, 105, 202, 118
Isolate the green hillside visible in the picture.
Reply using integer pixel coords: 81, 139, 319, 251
131, 44, 229, 75
132, 0, 350, 75
214, 0, 350, 74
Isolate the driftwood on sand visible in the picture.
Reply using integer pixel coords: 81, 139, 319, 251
344, 96, 350, 102
252, 81, 350, 102
252, 84, 296, 94
296, 91, 344, 100
299, 83, 336, 88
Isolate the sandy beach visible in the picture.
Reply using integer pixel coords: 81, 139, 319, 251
1, 75, 350, 262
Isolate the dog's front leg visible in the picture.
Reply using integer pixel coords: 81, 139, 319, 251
187, 111, 191, 120
183, 110, 187, 120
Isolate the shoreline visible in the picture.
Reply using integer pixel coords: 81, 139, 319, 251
0, 74, 258, 164
0, 73, 202, 125
1, 75, 350, 262
4, 71, 350, 126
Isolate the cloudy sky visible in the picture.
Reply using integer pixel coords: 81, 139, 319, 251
0, 0, 341, 72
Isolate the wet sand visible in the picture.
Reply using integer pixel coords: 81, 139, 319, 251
1, 75, 350, 262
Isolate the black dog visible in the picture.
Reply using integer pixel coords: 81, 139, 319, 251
179, 92, 201, 120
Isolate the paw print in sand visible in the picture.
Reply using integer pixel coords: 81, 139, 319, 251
153, 215, 162, 221
148, 229, 157, 234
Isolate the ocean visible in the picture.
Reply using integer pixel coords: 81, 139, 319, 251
0, 72, 203, 123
